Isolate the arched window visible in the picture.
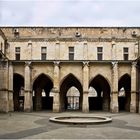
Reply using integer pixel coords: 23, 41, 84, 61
66, 86, 80, 110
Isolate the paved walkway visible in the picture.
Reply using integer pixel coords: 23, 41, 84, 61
0, 111, 140, 139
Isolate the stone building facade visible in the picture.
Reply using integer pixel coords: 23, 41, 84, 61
0, 27, 140, 113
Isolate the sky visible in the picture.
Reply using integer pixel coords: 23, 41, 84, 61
0, 0, 140, 26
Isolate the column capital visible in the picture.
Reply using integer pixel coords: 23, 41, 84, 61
83, 61, 89, 67
53, 61, 60, 66
56, 41, 60, 44
111, 61, 118, 68
132, 61, 137, 67
83, 41, 88, 45
25, 61, 32, 67
9, 61, 13, 66
111, 40, 116, 45
135, 41, 138, 45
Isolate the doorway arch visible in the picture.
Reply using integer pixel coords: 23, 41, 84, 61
60, 74, 83, 111
13, 73, 24, 111
118, 74, 131, 111
89, 75, 111, 111
32, 73, 53, 111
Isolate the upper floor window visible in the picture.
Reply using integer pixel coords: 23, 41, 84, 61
69, 47, 74, 60
15, 47, 20, 60
41, 47, 47, 60
97, 47, 103, 60
123, 47, 128, 60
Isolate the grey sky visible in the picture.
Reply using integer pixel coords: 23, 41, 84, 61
0, 0, 140, 26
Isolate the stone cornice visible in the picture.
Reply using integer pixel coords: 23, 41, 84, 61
8, 37, 137, 42
10, 60, 133, 65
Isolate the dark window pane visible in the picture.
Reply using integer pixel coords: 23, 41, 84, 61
97, 47, 102, 52
69, 53, 74, 60
16, 47, 20, 52
41, 53, 46, 60
16, 54, 20, 60
124, 54, 128, 60
41, 47, 46, 53
124, 48, 128, 53
98, 54, 102, 60
69, 47, 74, 52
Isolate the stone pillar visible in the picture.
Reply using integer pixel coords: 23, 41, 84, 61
111, 61, 119, 113
53, 61, 60, 112
82, 61, 89, 112
103, 92, 110, 111
0, 61, 9, 112
8, 62, 14, 111
35, 88, 42, 111
24, 61, 32, 112
130, 62, 137, 113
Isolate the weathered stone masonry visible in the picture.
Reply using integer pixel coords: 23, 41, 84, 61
0, 27, 140, 113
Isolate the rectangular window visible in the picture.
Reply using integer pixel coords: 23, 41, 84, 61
41, 47, 47, 60
123, 47, 128, 60
69, 47, 74, 60
97, 47, 103, 60
15, 47, 20, 60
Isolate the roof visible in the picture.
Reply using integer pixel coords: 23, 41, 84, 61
1, 27, 140, 40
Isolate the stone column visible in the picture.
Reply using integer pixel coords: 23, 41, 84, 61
35, 88, 42, 111
111, 61, 119, 113
53, 61, 60, 112
8, 62, 14, 111
82, 61, 89, 113
24, 61, 32, 112
130, 62, 137, 113
0, 61, 9, 112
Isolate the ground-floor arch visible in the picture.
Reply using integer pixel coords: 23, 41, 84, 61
60, 74, 83, 111
89, 75, 111, 111
118, 74, 131, 111
32, 73, 53, 111
13, 73, 24, 111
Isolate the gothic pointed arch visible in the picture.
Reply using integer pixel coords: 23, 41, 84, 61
89, 74, 111, 111
118, 73, 131, 111
60, 73, 83, 111
13, 73, 24, 111
89, 74, 111, 90
32, 73, 53, 89
32, 73, 53, 111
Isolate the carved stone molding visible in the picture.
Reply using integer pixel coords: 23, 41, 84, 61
83, 61, 89, 67
132, 61, 137, 67
25, 61, 32, 67
111, 61, 118, 68
53, 61, 60, 67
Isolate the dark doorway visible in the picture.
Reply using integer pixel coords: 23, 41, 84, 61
89, 75, 111, 111
118, 74, 131, 111
13, 73, 24, 111
33, 74, 53, 111
60, 74, 83, 111
88, 87, 102, 110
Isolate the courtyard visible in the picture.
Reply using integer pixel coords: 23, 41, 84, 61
0, 111, 140, 139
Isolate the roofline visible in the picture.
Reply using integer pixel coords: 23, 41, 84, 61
1, 26, 140, 28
